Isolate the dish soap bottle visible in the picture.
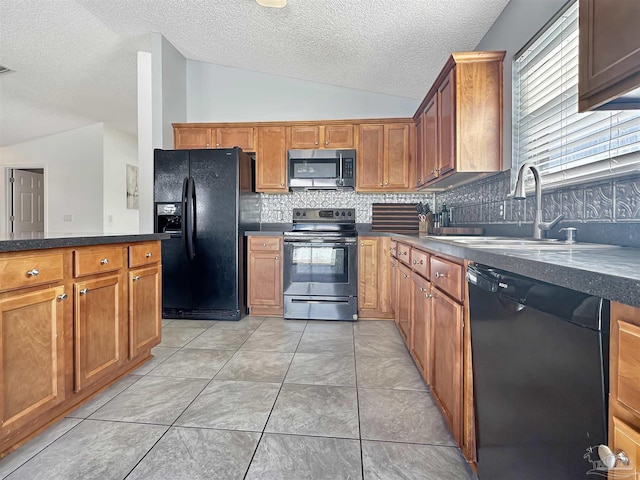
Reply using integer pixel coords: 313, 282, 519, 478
441, 204, 450, 228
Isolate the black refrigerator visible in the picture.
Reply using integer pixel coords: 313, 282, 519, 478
154, 148, 260, 320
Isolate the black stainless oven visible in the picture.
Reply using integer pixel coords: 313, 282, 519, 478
283, 208, 358, 321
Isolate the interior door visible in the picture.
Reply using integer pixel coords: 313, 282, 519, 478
10, 169, 44, 235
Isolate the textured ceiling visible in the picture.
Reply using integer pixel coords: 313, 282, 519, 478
0, 0, 509, 147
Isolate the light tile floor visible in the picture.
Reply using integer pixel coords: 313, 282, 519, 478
0, 317, 476, 480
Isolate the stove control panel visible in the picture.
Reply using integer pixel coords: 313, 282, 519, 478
293, 208, 355, 222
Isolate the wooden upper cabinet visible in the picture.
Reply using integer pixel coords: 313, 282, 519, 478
414, 51, 504, 189
257, 126, 288, 192
579, 0, 640, 111
438, 70, 455, 177
384, 123, 412, 190
357, 122, 414, 192
214, 127, 256, 151
288, 124, 355, 149
174, 127, 212, 149
357, 125, 385, 190
174, 126, 256, 151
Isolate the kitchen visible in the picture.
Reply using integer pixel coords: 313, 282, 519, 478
1, 0, 640, 479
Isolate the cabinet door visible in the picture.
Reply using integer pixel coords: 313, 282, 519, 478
257, 126, 288, 192
415, 112, 425, 187
288, 126, 321, 148
74, 275, 125, 392
324, 125, 354, 148
389, 257, 398, 316
129, 266, 161, 359
0, 287, 66, 438
384, 123, 412, 190
609, 416, 640, 477
431, 289, 463, 444
579, 0, 640, 111
438, 69, 456, 176
423, 97, 439, 184
357, 125, 385, 191
248, 239, 283, 316
174, 127, 213, 149
215, 127, 256, 151
397, 263, 412, 343
411, 273, 431, 381
357, 237, 391, 319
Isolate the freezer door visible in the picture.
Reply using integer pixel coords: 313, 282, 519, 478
154, 149, 189, 203
188, 149, 240, 313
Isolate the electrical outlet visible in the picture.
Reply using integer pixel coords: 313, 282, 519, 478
63, 214, 73, 222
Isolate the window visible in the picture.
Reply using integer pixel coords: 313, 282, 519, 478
512, 0, 640, 190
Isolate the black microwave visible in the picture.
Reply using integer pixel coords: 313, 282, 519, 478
287, 149, 356, 190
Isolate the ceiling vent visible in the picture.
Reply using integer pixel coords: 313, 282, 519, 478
0, 65, 14, 76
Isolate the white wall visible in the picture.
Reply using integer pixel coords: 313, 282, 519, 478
475, 0, 569, 169
103, 124, 139, 233
161, 36, 187, 149
0, 123, 104, 234
186, 61, 419, 122
138, 50, 155, 233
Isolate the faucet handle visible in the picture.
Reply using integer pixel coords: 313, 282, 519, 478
559, 227, 577, 244
538, 214, 564, 232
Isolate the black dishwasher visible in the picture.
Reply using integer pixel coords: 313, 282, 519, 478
467, 264, 609, 480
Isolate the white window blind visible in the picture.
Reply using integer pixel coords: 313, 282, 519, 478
512, 0, 640, 189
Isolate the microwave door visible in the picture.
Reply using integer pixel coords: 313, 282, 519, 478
289, 159, 339, 189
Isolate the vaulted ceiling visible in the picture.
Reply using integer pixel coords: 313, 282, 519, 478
0, 0, 510, 147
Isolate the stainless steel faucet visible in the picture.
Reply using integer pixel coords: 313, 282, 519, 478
512, 162, 564, 240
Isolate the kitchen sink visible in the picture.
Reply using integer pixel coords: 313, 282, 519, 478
431, 236, 620, 250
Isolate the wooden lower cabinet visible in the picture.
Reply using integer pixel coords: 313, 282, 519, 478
396, 263, 412, 341
0, 286, 67, 439
74, 274, 127, 392
129, 266, 162, 359
610, 416, 640, 477
431, 288, 464, 445
358, 237, 392, 319
247, 236, 283, 316
411, 272, 432, 380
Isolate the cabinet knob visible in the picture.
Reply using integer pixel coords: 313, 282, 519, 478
133, 276, 141, 281
325, 141, 329, 145
384, 182, 388, 186
430, 170, 435, 175
435, 272, 447, 278
263, 243, 267, 247
379, 183, 383, 186
57, 293, 68, 301
596, 445, 629, 468
280, 182, 285, 186
26, 268, 39, 277
216, 143, 220, 147
100, 258, 109, 265
425, 293, 433, 299
145, 252, 153, 258
206, 143, 210, 147
419, 287, 424, 292
275, 256, 279, 260
403, 273, 408, 279
314, 141, 319, 145
79, 288, 89, 295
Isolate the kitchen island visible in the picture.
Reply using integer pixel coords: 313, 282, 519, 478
0, 233, 168, 457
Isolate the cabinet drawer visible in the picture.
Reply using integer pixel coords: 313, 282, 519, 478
129, 242, 161, 268
430, 256, 463, 302
0, 253, 64, 292
390, 241, 397, 258
249, 236, 282, 252
617, 320, 640, 416
410, 248, 429, 279
396, 243, 410, 264
74, 246, 124, 277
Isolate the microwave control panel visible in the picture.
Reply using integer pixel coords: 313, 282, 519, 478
343, 158, 354, 179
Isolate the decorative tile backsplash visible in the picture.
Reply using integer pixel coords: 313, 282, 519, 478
435, 171, 640, 224
261, 190, 436, 223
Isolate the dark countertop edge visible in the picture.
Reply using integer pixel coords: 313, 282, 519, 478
393, 234, 640, 309
0, 233, 170, 253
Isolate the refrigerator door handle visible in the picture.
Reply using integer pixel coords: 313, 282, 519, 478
186, 176, 196, 260
181, 176, 189, 258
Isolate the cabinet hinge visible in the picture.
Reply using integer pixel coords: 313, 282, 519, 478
9, 215, 14, 221
9, 177, 15, 183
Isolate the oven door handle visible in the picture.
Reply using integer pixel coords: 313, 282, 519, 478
284, 241, 355, 247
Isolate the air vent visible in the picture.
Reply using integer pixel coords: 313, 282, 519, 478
0, 65, 14, 76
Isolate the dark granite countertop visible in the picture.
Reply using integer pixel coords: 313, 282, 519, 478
393, 234, 640, 308
0, 232, 170, 253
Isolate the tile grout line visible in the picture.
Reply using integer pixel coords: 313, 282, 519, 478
242, 320, 303, 480
352, 322, 366, 480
